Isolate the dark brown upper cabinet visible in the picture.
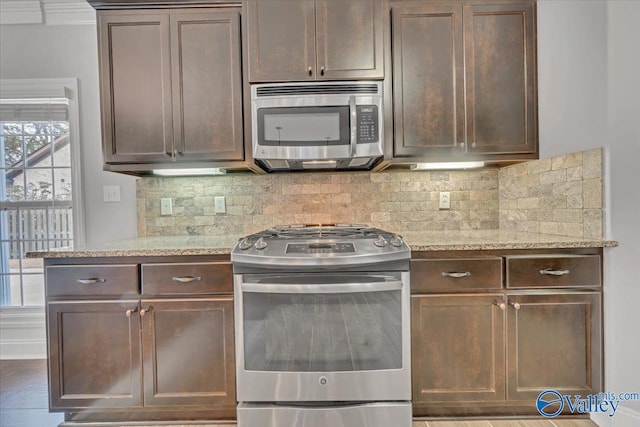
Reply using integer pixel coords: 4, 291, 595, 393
98, 8, 245, 169
248, 0, 384, 82
391, 1, 538, 162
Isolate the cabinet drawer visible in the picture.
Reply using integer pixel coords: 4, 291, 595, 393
506, 255, 601, 289
46, 264, 139, 297
142, 262, 232, 295
411, 258, 503, 293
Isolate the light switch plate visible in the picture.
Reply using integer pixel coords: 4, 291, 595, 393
439, 191, 451, 210
103, 185, 121, 203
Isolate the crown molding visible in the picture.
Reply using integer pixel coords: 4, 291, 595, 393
0, 0, 95, 26
0, 1, 44, 25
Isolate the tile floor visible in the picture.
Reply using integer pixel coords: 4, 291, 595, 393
0, 360, 598, 427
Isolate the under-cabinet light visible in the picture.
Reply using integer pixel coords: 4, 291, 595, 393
411, 161, 485, 171
152, 168, 226, 176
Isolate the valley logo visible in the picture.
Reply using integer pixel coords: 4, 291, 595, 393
536, 389, 639, 418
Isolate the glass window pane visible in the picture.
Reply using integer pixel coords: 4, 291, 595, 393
25, 169, 53, 201
52, 141, 71, 167
25, 135, 52, 164
3, 134, 24, 166
50, 122, 69, 136
4, 169, 25, 201
53, 168, 72, 200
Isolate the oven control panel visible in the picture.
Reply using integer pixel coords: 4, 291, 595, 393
286, 242, 356, 254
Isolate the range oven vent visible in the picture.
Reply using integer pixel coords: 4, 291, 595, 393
256, 83, 379, 97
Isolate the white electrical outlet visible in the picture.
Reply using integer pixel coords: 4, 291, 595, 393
103, 185, 121, 203
214, 196, 226, 214
439, 191, 451, 210
160, 198, 173, 216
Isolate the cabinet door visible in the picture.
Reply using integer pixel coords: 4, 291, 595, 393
141, 298, 235, 408
247, 0, 316, 82
411, 294, 505, 407
463, 2, 537, 155
170, 10, 244, 162
316, 0, 384, 80
506, 293, 602, 401
392, 5, 465, 158
47, 300, 142, 410
99, 12, 173, 163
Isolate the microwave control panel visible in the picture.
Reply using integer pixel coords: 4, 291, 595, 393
356, 105, 379, 143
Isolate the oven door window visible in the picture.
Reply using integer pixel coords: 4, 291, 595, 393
257, 106, 350, 146
241, 275, 403, 372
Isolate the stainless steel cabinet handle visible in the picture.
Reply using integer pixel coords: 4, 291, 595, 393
441, 271, 472, 278
172, 276, 202, 283
539, 268, 570, 276
494, 301, 506, 311
307, 66, 313, 76
76, 278, 106, 284
509, 301, 521, 310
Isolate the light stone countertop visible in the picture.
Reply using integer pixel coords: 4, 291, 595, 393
27, 230, 618, 259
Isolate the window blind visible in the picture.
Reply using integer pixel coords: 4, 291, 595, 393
0, 98, 69, 122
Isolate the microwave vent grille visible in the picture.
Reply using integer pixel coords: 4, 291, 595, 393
256, 84, 379, 97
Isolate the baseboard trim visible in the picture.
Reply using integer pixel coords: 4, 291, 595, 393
0, 307, 46, 360
591, 405, 640, 427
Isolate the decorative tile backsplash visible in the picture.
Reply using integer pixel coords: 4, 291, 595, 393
137, 149, 604, 239
499, 148, 603, 238
137, 169, 500, 237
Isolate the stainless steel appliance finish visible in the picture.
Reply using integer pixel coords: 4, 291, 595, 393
237, 402, 412, 427
231, 225, 411, 427
251, 82, 384, 171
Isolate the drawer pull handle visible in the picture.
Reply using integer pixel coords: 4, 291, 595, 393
539, 268, 570, 276
172, 276, 202, 283
441, 271, 472, 278
125, 307, 138, 318
494, 301, 506, 311
139, 306, 152, 317
76, 278, 106, 284
509, 301, 521, 310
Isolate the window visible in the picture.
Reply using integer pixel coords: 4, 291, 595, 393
0, 79, 84, 307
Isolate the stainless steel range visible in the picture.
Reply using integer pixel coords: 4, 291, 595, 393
231, 225, 412, 427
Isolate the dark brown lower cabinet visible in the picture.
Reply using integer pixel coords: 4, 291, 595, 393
48, 300, 143, 410
141, 298, 235, 407
47, 298, 235, 412
411, 291, 602, 416
506, 292, 602, 401
411, 294, 505, 404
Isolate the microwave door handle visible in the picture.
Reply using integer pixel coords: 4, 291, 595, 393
349, 95, 357, 156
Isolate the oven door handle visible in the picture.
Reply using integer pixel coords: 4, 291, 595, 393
241, 281, 403, 294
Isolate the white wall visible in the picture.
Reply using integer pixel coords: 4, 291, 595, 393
538, 0, 640, 423
0, 21, 138, 244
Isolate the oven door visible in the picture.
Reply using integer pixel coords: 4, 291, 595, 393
234, 272, 411, 402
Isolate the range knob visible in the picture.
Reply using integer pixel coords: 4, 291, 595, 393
390, 235, 404, 247
373, 235, 388, 247
238, 238, 252, 250
254, 237, 268, 250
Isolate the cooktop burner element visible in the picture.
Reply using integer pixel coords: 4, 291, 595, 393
231, 224, 410, 270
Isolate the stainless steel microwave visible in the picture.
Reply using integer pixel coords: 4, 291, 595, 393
251, 82, 384, 171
